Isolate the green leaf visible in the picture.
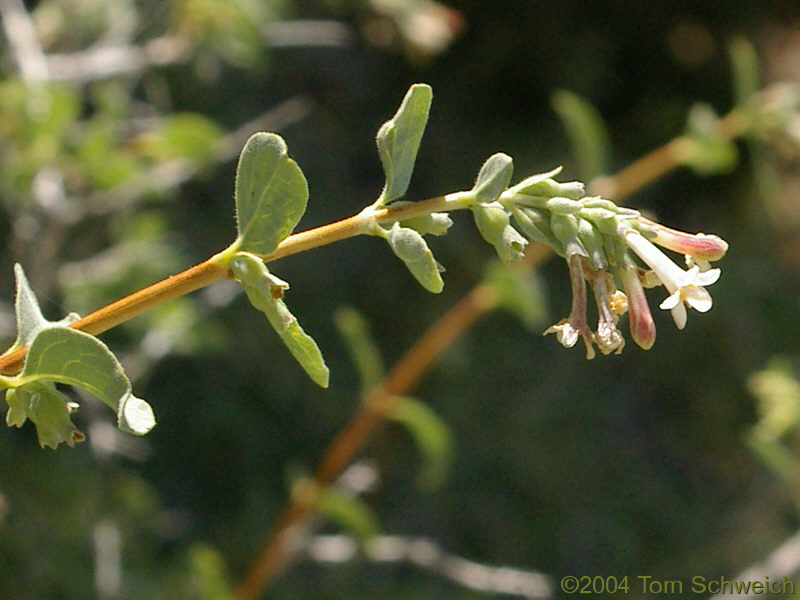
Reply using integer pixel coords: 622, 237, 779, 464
510, 166, 585, 200
680, 103, 739, 175
472, 153, 513, 204
551, 90, 611, 181
388, 201, 452, 236
376, 84, 433, 204
316, 485, 381, 541
230, 252, 329, 387
510, 205, 562, 252
8, 327, 155, 446
386, 223, 444, 293
3, 263, 79, 356
334, 307, 385, 390
389, 396, 454, 490
134, 113, 225, 164
234, 132, 309, 255
728, 37, 760, 106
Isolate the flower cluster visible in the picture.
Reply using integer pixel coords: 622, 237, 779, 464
478, 169, 729, 358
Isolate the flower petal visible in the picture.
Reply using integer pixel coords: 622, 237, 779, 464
695, 267, 721, 286
670, 302, 688, 329
659, 291, 681, 310
685, 286, 714, 312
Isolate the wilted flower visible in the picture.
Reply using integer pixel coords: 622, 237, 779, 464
587, 268, 624, 355
544, 254, 596, 359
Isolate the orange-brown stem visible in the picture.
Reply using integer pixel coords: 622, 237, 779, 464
0, 196, 453, 375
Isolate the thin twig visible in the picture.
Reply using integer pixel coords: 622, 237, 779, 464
45, 36, 190, 83
304, 533, 552, 599
589, 96, 752, 199
0, 0, 49, 82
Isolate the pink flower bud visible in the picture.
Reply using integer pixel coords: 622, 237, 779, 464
620, 266, 656, 350
649, 224, 728, 261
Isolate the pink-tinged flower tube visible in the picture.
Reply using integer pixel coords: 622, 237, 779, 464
544, 254, 596, 359
623, 229, 720, 329
619, 264, 656, 349
639, 219, 729, 262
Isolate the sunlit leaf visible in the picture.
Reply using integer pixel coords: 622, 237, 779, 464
376, 84, 433, 204
3, 263, 79, 356
472, 202, 528, 264
471, 153, 513, 205
386, 223, 444, 293
5, 384, 84, 449
230, 252, 329, 387
8, 327, 155, 445
234, 132, 309, 255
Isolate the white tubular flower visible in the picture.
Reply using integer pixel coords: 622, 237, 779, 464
623, 229, 720, 330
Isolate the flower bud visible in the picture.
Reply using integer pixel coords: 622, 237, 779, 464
510, 206, 563, 253
472, 202, 528, 263
619, 265, 656, 350
577, 218, 607, 270
649, 225, 729, 262
6, 386, 85, 448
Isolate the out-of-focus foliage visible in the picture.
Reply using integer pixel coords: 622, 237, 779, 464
2, 0, 800, 598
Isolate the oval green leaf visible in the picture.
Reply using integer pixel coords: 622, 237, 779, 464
472, 153, 513, 204
14, 326, 155, 436
234, 132, 309, 255
386, 224, 444, 293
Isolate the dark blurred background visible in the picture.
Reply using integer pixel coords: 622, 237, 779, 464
2, 0, 800, 598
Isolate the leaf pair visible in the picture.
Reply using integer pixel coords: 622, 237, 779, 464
373, 84, 451, 293
230, 85, 441, 385
232, 132, 329, 387
2, 265, 154, 448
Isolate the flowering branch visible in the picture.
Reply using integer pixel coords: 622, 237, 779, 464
232, 90, 745, 594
